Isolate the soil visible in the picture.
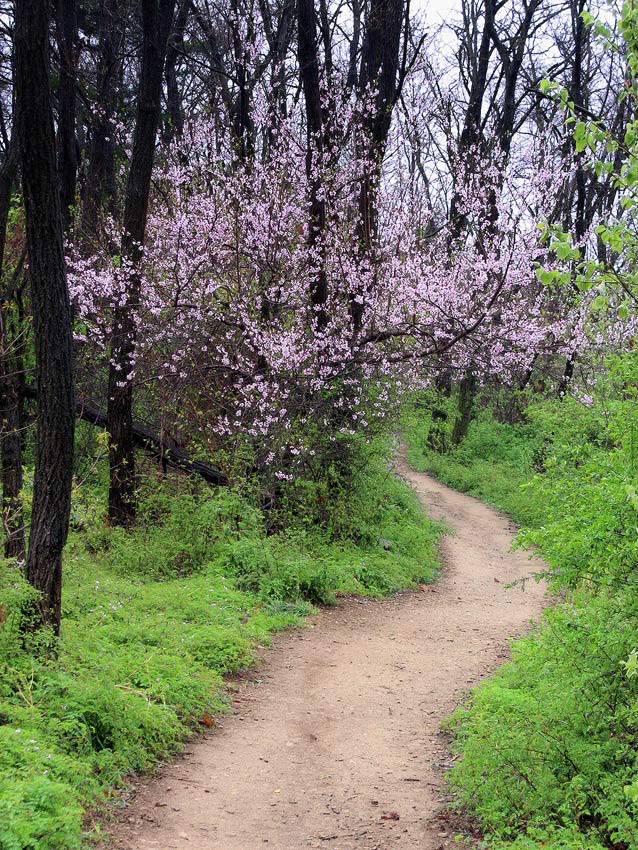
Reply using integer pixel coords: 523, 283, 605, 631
101, 455, 546, 850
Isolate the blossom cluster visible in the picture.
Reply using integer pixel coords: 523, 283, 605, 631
68, 92, 592, 472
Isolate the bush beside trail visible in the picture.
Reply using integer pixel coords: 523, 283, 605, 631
0, 440, 441, 849
405, 357, 638, 850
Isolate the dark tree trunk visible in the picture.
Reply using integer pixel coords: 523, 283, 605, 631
358, 0, 405, 206
351, 0, 405, 330
570, 8, 587, 282
0, 138, 24, 561
15, 0, 76, 634
448, 0, 493, 241
449, 1, 543, 436
557, 0, 588, 395
229, 0, 255, 162
107, 0, 176, 526
80, 0, 124, 244
164, 0, 189, 141
518, 353, 539, 392
318, 0, 333, 83
55, 0, 79, 232
452, 373, 478, 446
488, 0, 543, 160
297, 0, 328, 325
558, 354, 576, 397
260, 0, 294, 149
346, 0, 361, 90
0, 372, 24, 560
0, 290, 25, 564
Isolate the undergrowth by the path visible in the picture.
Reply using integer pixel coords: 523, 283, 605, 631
0, 440, 441, 850
405, 358, 638, 850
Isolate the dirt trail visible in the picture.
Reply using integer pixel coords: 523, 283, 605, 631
105, 457, 546, 850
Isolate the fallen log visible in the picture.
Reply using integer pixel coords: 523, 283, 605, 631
24, 386, 228, 485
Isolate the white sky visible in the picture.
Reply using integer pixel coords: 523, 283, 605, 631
416, 0, 461, 25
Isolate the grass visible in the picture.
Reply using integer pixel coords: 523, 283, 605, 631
404, 400, 547, 526
404, 371, 638, 850
0, 444, 441, 849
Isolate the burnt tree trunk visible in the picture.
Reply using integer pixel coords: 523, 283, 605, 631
15, 0, 76, 634
107, 0, 176, 526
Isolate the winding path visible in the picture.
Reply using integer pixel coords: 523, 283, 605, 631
105, 457, 546, 850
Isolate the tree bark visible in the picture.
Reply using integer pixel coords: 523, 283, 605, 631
0, 369, 24, 560
164, 0, 189, 141
297, 0, 328, 325
451, 373, 478, 446
80, 0, 124, 244
55, 0, 79, 233
15, 0, 76, 634
0, 137, 24, 562
558, 353, 576, 397
557, 0, 588, 395
351, 0, 405, 331
346, 0, 361, 90
448, 0, 494, 241
107, 0, 176, 526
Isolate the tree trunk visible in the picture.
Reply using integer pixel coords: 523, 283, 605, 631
0, 137, 24, 562
26, 386, 230, 486
557, 0, 588, 395
164, 0, 188, 141
351, 0, 405, 331
107, 0, 176, 526
297, 0, 328, 325
448, 0, 493, 241
451, 373, 478, 446
55, 0, 79, 233
80, 0, 124, 244
558, 354, 576, 397
0, 341, 25, 561
15, 0, 76, 634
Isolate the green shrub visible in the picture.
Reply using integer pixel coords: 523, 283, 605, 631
0, 434, 441, 848
407, 357, 638, 849
447, 594, 638, 850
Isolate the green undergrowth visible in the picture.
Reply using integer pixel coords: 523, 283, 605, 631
0, 441, 441, 849
405, 392, 553, 526
405, 361, 638, 849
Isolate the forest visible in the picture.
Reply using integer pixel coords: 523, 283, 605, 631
1, 0, 637, 847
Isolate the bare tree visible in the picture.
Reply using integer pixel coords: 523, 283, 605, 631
107, 0, 177, 526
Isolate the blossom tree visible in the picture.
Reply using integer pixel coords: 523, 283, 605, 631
68, 87, 586, 491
